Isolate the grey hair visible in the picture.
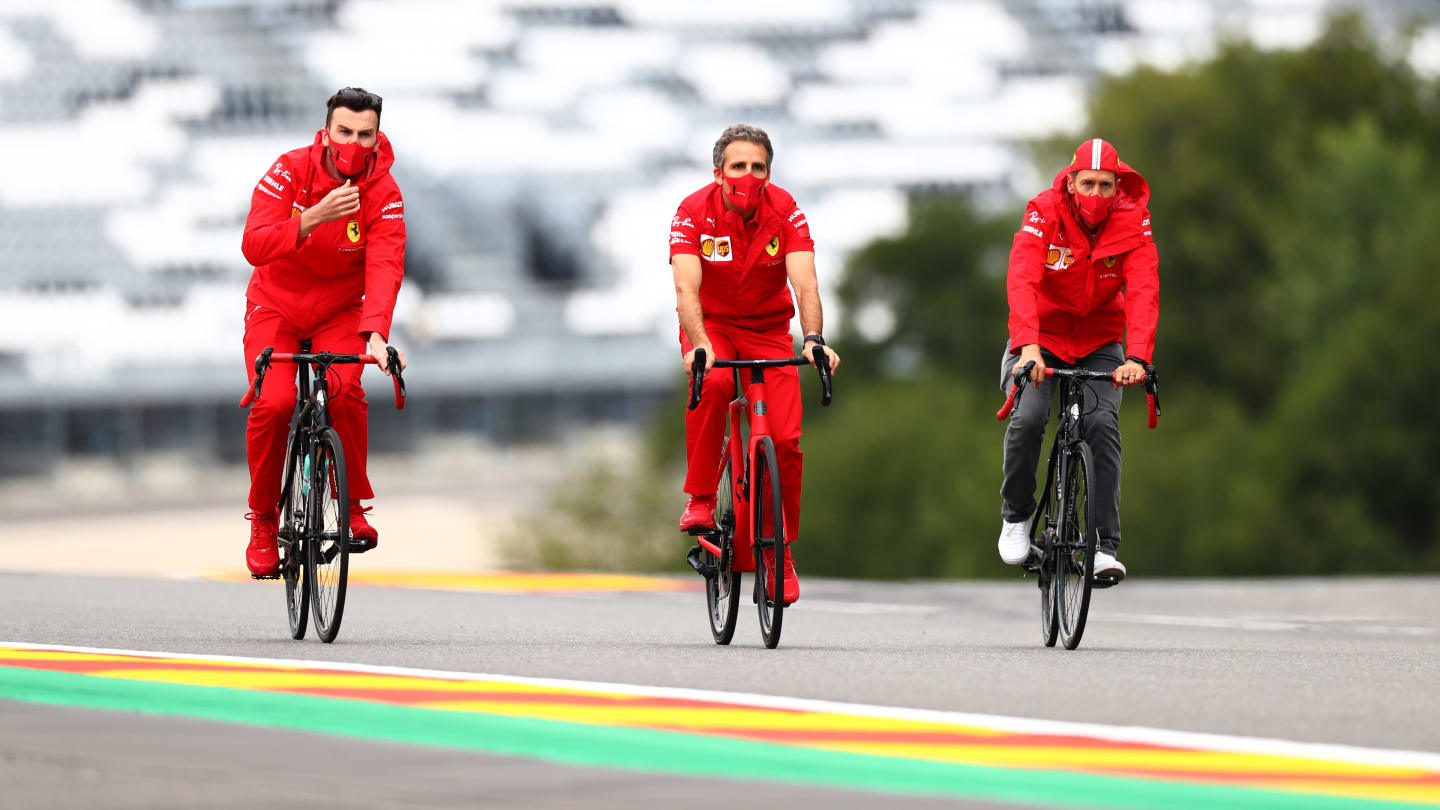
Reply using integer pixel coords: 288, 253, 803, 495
712, 124, 774, 169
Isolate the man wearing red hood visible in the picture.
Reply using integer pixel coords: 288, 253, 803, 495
997, 138, 1159, 582
239, 87, 407, 578
670, 124, 841, 605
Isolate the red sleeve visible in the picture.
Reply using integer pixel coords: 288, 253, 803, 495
241, 155, 303, 267
358, 186, 406, 340
1006, 200, 1049, 351
1121, 221, 1159, 363
668, 205, 700, 258
781, 199, 814, 254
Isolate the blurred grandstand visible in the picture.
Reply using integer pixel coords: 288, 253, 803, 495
1, 0, 1434, 480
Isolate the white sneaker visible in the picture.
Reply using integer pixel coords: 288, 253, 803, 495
1092, 550, 1127, 582
997, 520, 1031, 565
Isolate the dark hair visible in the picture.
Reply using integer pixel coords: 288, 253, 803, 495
325, 87, 383, 127
712, 123, 773, 169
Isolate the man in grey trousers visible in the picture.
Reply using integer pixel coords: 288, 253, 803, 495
997, 139, 1160, 582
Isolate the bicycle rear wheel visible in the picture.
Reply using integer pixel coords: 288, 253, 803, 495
1056, 442, 1097, 650
307, 429, 349, 643
1033, 463, 1059, 648
279, 428, 309, 640
752, 437, 785, 649
705, 456, 741, 645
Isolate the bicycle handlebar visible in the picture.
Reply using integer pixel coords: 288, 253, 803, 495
996, 362, 1160, 428
687, 347, 834, 410
239, 346, 407, 410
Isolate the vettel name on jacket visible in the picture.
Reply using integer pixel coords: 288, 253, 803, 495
241, 128, 406, 340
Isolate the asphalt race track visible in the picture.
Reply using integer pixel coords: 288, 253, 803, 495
1, 571, 1436, 809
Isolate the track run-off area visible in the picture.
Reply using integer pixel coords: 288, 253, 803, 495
1, 571, 1436, 808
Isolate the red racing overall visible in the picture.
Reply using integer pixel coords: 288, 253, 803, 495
240, 129, 405, 514
670, 183, 814, 546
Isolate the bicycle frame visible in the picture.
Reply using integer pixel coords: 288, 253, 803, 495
687, 349, 833, 573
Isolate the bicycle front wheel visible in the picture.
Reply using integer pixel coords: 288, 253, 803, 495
279, 427, 309, 640
706, 456, 741, 645
752, 437, 785, 649
307, 428, 349, 643
1056, 442, 1097, 650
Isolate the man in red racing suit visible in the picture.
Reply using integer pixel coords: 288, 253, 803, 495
997, 138, 1159, 583
240, 87, 408, 578
671, 124, 841, 605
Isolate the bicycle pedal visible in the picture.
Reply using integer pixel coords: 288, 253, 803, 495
250, 573, 281, 581
684, 545, 716, 579
1091, 575, 1121, 589
685, 527, 718, 537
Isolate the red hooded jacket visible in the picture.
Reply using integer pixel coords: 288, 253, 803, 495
242, 129, 406, 339
669, 183, 814, 333
1006, 148, 1159, 364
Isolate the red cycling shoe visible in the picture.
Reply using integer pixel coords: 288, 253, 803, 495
678, 495, 717, 532
349, 501, 378, 550
763, 545, 800, 605
245, 510, 280, 578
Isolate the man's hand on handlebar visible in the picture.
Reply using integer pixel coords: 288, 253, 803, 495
684, 343, 715, 376
1017, 344, 1046, 384
1112, 359, 1146, 389
367, 333, 406, 376
803, 340, 841, 374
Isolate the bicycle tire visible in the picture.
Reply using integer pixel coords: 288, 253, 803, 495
706, 456, 741, 645
308, 429, 349, 643
1033, 459, 1059, 648
1057, 441, 1097, 650
279, 427, 309, 640
752, 437, 785, 649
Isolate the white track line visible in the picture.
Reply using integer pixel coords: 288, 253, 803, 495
4, 641, 1438, 770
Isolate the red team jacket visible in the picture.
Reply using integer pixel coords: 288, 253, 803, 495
669, 183, 814, 333
1007, 159, 1159, 364
241, 129, 406, 339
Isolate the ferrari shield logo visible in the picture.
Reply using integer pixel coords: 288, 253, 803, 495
766, 235, 780, 257
347, 220, 361, 243
701, 237, 715, 258
1103, 256, 1117, 268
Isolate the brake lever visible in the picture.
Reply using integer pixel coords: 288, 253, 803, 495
811, 345, 833, 407
687, 348, 707, 410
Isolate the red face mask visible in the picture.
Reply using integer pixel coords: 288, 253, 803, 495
725, 173, 765, 212
330, 138, 371, 177
1073, 190, 1111, 227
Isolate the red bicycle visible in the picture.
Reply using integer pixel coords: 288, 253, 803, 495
685, 346, 832, 649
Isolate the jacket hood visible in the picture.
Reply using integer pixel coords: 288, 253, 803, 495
1048, 138, 1150, 254
309, 128, 396, 186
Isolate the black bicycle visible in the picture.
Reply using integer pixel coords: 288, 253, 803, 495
684, 347, 832, 649
241, 341, 406, 643
997, 361, 1159, 649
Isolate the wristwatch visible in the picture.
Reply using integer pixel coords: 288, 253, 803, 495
803, 334, 825, 346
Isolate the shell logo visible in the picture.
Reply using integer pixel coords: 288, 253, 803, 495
1046, 248, 1061, 265
701, 238, 715, 257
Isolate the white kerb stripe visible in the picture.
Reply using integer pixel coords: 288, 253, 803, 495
1092, 138, 1103, 170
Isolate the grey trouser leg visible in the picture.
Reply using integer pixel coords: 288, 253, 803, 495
999, 342, 1125, 555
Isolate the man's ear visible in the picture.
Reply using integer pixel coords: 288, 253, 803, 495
1065, 172, 1076, 195
713, 167, 725, 187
